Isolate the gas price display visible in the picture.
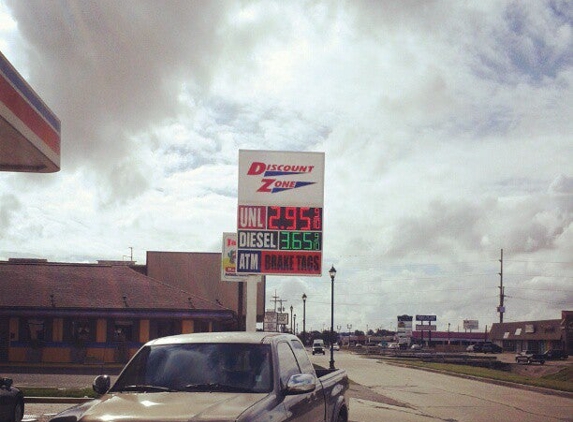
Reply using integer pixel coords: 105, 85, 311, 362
279, 231, 321, 251
237, 205, 323, 275
267, 206, 322, 231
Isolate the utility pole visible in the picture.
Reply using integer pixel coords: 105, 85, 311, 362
498, 249, 505, 323
271, 291, 280, 312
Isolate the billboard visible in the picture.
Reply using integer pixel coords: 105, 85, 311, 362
416, 315, 437, 322
397, 315, 413, 344
463, 320, 479, 330
416, 324, 437, 331
237, 150, 325, 276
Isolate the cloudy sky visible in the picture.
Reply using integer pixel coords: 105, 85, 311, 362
1, 1, 571, 334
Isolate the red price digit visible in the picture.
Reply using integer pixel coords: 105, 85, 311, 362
268, 206, 280, 229
299, 207, 311, 230
285, 207, 296, 230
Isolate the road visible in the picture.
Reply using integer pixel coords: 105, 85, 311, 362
311, 350, 573, 422
9, 350, 573, 422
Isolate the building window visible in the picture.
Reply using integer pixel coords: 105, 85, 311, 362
22, 318, 52, 347
27, 319, 45, 342
110, 320, 137, 364
194, 320, 210, 333
150, 320, 181, 340
113, 320, 134, 342
72, 320, 94, 344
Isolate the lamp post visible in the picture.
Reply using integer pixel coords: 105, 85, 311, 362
290, 306, 293, 333
328, 265, 336, 370
293, 314, 297, 335
302, 293, 307, 345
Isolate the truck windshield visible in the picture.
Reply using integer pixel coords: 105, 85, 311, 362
111, 343, 273, 394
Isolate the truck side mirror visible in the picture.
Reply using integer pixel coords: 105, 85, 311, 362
0, 377, 13, 389
284, 374, 316, 395
93, 375, 111, 395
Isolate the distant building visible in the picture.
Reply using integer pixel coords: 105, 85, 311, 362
411, 330, 486, 347
489, 312, 571, 353
0, 253, 265, 364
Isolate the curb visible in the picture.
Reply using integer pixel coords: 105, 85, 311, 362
382, 360, 573, 399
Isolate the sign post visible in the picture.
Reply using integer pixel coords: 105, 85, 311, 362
416, 315, 437, 346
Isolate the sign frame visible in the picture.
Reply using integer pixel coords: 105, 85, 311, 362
236, 150, 325, 277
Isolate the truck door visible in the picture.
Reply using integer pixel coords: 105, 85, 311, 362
277, 341, 324, 422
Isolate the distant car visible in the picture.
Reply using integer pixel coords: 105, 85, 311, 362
481, 342, 502, 354
0, 377, 24, 422
332, 343, 340, 351
386, 343, 400, 349
543, 349, 569, 360
312, 339, 326, 355
467, 343, 483, 353
516, 350, 545, 365
411, 344, 422, 350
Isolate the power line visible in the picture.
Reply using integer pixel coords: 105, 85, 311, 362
506, 260, 573, 264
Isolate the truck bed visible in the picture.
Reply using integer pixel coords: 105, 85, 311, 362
315, 367, 349, 422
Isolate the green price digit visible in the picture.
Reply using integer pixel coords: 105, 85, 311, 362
280, 231, 290, 250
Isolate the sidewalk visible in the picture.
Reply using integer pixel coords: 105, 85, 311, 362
0, 362, 123, 375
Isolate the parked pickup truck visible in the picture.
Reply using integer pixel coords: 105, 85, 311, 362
515, 350, 545, 365
49, 332, 350, 422
543, 349, 569, 360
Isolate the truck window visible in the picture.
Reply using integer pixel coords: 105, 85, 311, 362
277, 342, 301, 386
112, 343, 273, 393
290, 339, 315, 375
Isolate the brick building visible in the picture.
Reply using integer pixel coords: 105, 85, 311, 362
0, 253, 265, 364
488, 311, 571, 353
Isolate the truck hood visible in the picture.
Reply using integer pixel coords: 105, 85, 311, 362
54, 392, 266, 422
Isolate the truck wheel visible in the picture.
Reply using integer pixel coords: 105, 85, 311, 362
11, 399, 24, 422
335, 410, 346, 422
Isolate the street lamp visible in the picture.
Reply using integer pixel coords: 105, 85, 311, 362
290, 305, 293, 333
328, 265, 337, 370
302, 293, 307, 345
293, 314, 297, 335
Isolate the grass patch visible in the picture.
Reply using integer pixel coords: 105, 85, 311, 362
542, 366, 573, 382
20, 387, 96, 398
384, 359, 573, 393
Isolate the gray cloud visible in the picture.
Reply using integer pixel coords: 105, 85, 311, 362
5, 0, 231, 168
0, 193, 21, 234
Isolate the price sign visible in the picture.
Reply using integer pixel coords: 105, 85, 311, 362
237, 150, 324, 276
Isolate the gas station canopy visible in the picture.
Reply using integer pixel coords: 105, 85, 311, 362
0, 51, 60, 173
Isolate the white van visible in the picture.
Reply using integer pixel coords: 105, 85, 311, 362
312, 339, 325, 355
